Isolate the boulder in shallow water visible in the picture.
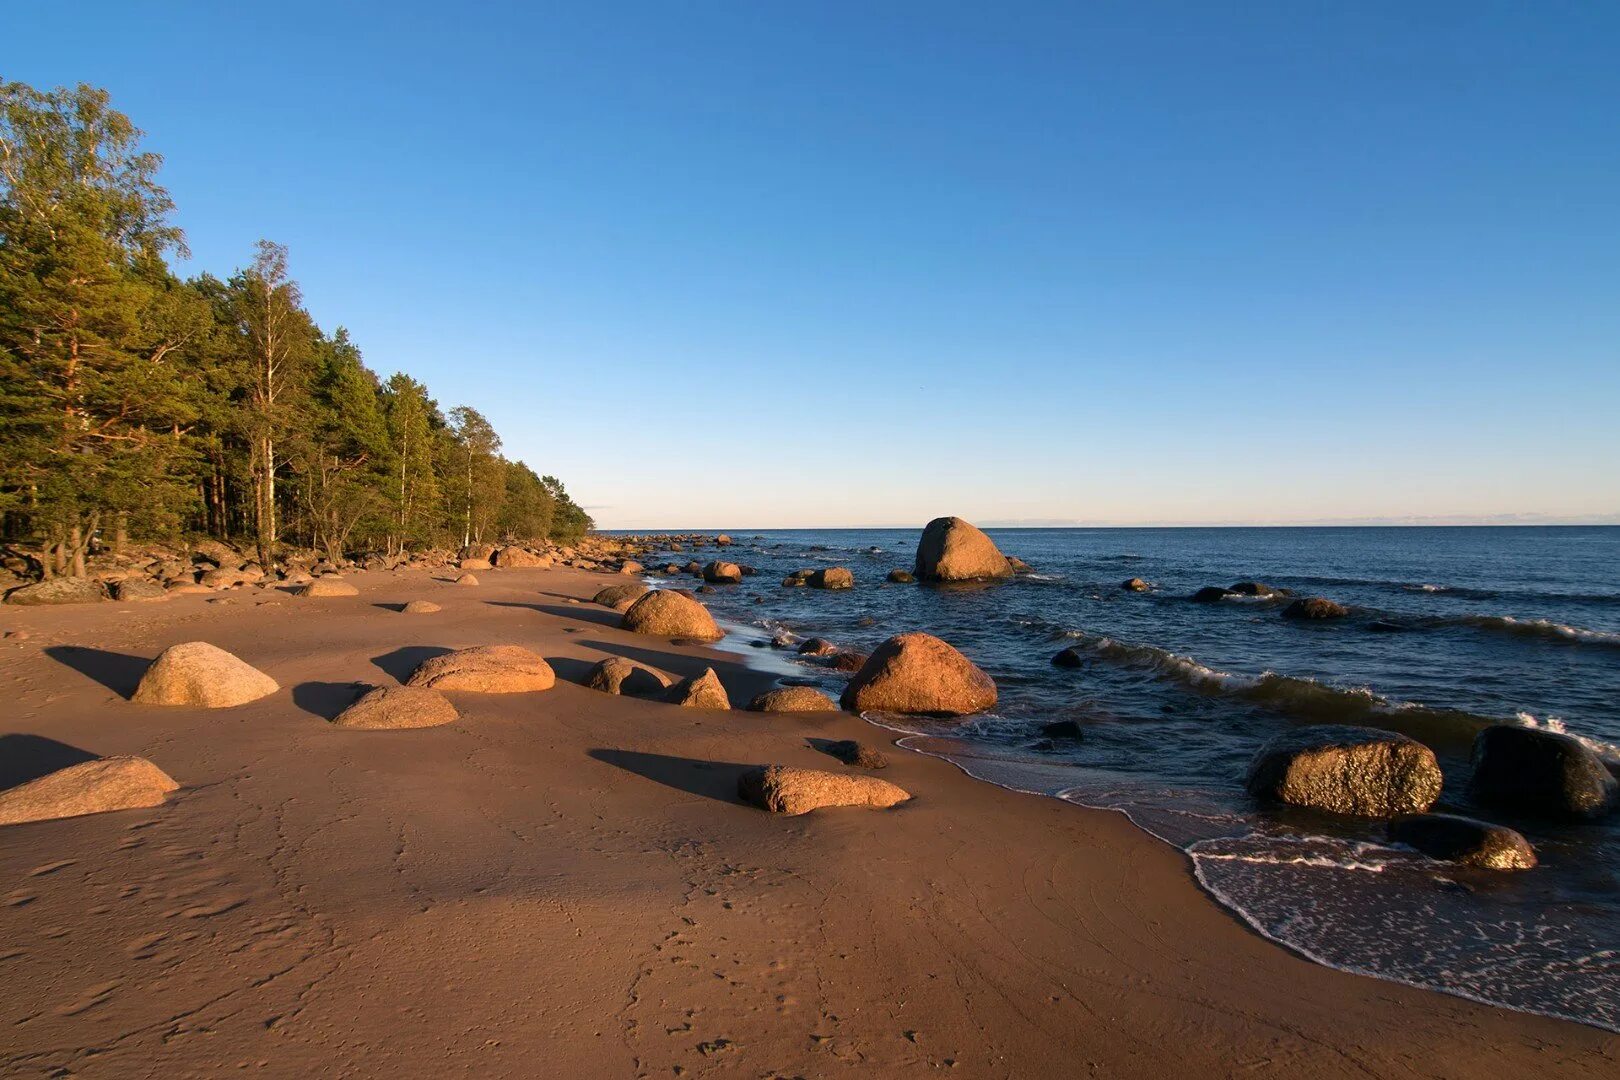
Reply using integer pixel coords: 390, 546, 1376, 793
665, 667, 731, 709
827, 650, 868, 672
621, 589, 723, 641
809, 567, 854, 589
333, 685, 458, 730
1229, 581, 1281, 597
5, 578, 108, 606
738, 765, 909, 815
887, 569, 916, 584
1388, 813, 1536, 870
133, 642, 279, 707
1282, 597, 1348, 620
913, 517, 1013, 582
840, 632, 996, 716
1121, 577, 1150, 592
295, 577, 359, 597
406, 645, 555, 693
1245, 724, 1442, 817
703, 561, 743, 584
782, 569, 812, 587
748, 686, 839, 713
1469, 724, 1618, 821
593, 582, 650, 611
1051, 646, 1085, 668
582, 657, 670, 697
797, 637, 839, 657
402, 600, 441, 614
1191, 586, 1234, 603
0, 756, 179, 826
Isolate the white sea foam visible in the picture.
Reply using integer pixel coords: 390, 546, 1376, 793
1512, 712, 1620, 764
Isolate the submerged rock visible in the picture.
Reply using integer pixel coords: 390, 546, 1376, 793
1191, 586, 1234, 603
1282, 597, 1348, 620
1042, 720, 1085, 739
914, 517, 1013, 582
1469, 725, 1618, 821
748, 686, 839, 713
620, 590, 723, 641
1051, 646, 1085, 668
582, 656, 670, 697
133, 642, 279, 707
737, 765, 910, 815
782, 569, 812, 588
1229, 581, 1281, 597
665, 667, 731, 709
1389, 813, 1537, 870
406, 645, 555, 693
333, 685, 458, 730
840, 632, 997, 716
887, 569, 916, 584
0, 756, 179, 826
1246, 725, 1442, 817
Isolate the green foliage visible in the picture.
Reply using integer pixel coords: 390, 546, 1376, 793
0, 78, 592, 569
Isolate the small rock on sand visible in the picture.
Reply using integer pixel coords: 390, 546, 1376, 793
0, 756, 179, 826
824, 740, 890, 769
332, 685, 458, 730
665, 667, 731, 709
132, 641, 279, 707
583, 657, 670, 696
402, 600, 441, 614
737, 765, 910, 815
406, 645, 556, 693
620, 590, 723, 641
296, 578, 359, 597
455, 572, 480, 586
840, 632, 997, 716
748, 687, 839, 713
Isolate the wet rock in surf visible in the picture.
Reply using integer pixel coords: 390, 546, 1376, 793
1006, 556, 1033, 574
665, 667, 731, 709
1245, 725, 1442, 817
582, 656, 670, 697
1051, 646, 1085, 668
332, 685, 458, 730
1469, 725, 1618, 821
1191, 586, 1234, 603
914, 516, 1014, 582
1388, 813, 1537, 870
620, 590, 723, 641
407, 645, 555, 693
808, 567, 854, 589
133, 641, 279, 707
782, 569, 812, 587
1282, 597, 1348, 620
737, 765, 909, 815
827, 650, 869, 672
840, 632, 997, 716
593, 582, 649, 611
1121, 577, 1150, 592
748, 686, 839, 713
1230, 581, 1283, 597
0, 756, 179, 826
703, 561, 743, 584
887, 569, 916, 584
797, 638, 839, 657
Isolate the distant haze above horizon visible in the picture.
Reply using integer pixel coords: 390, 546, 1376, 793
14, 3, 1618, 530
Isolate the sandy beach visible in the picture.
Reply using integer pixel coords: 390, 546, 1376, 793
0, 561, 1612, 1078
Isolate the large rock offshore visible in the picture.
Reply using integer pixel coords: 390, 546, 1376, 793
913, 517, 1013, 582
840, 632, 997, 716
132, 642, 280, 707
620, 590, 724, 641
1469, 724, 1618, 821
1245, 725, 1442, 817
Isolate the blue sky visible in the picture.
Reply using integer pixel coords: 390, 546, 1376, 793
9, 3, 1618, 527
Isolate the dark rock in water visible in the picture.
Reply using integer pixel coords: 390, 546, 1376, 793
1282, 597, 1348, 620
827, 650, 869, 673
695, 584, 716, 594
856, 615, 877, 628
1042, 720, 1084, 739
782, 569, 812, 588
1051, 646, 1085, 669
1229, 581, 1280, 597
1469, 724, 1618, 821
1389, 813, 1536, 870
887, 569, 916, 584
1191, 586, 1234, 603
702, 560, 742, 583
808, 567, 854, 589
824, 739, 889, 769
1246, 724, 1443, 817
1367, 620, 1406, 633
797, 637, 839, 656
1006, 556, 1033, 574
1121, 577, 1150, 592
739, 565, 759, 576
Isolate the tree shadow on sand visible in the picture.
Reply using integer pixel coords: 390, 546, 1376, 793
370, 646, 453, 684
587, 749, 754, 805
44, 645, 151, 699
0, 734, 99, 791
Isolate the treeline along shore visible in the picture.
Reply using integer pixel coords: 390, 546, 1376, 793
0, 79, 589, 585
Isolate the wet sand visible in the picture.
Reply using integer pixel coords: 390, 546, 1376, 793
0, 564, 1615, 1077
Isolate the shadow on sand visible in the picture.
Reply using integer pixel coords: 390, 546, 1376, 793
291, 681, 366, 720
530, 603, 623, 629
43, 645, 151, 699
0, 733, 100, 791
575, 638, 778, 702
587, 748, 754, 805
370, 645, 453, 684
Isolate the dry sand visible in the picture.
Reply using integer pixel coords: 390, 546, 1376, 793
0, 565, 1615, 1078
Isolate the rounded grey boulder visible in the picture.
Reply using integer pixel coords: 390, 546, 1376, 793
1246, 725, 1442, 817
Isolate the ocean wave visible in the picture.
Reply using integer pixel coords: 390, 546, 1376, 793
1455, 615, 1620, 647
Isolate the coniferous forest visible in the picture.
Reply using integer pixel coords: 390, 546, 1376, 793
0, 80, 591, 578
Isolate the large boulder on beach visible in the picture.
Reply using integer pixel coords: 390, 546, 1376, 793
1469, 725, 1618, 820
840, 632, 997, 716
0, 757, 180, 826
582, 657, 670, 697
1282, 597, 1348, 620
593, 583, 650, 611
737, 765, 910, 815
5, 577, 108, 606
401, 600, 441, 614
1245, 725, 1442, 817
493, 546, 549, 568
809, 567, 854, 589
295, 577, 359, 597
703, 561, 743, 584
620, 590, 723, 641
913, 517, 1013, 582
406, 645, 555, 693
1388, 813, 1536, 870
748, 686, 839, 713
332, 685, 458, 730
133, 642, 279, 707
665, 668, 731, 709
113, 578, 169, 602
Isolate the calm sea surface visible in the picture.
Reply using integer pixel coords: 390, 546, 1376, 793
610, 526, 1620, 1031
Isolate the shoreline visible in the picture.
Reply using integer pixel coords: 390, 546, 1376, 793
1, 561, 1616, 1076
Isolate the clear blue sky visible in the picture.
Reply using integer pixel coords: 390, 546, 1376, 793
9, 2, 1619, 527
